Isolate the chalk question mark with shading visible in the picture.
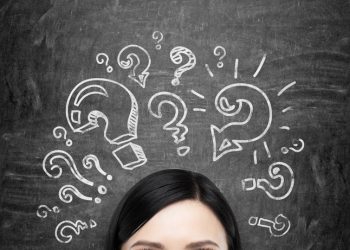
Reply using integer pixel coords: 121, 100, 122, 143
55, 219, 97, 244
117, 45, 151, 88
59, 184, 107, 204
170, 46, 196, 86
281, 138, 305, 154
241, 162, 294, 200
213, 46, 226, 68
82, 154, 112, 181
152, 31, 164, 50
248, 214, 291, 237
148, 92, 190, 156
53, 126, 72, 147
96, 53, 113, 73
36, 205, 60, 218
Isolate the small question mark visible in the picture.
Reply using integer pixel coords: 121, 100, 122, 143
59, 184, 107, 204
170, 46, 196, 86
82, 154, 112, 181
53, 126, 72, 147
36, 205, 60, 218
96, 53, 113, 73
213, 46, 226, 68
241, 162, 295, 200
55, 219, 97, 244
248, 214, 291, 237
281, 138, 305, 154
117, 45, 151, 88
152, 31, 164, 50
148, 92, 190, 157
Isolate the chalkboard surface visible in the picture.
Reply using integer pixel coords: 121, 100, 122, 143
1, 0, 350, 249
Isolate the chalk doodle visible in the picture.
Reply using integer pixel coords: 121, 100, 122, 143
253, 53, 267, 77
55, 219, 97, 244
234, 58, 239, 79
170, 46, 196, 86
66, 78, 147, 170
248, 214, 291, 237
36, 205, 60, 218
82, 154, 112, 181
213, 46, 226, 68
117, 45, 151, 88
211, 83, 272, 161
59, 184, 106, 204
204, 64, 214, 77
112, 142, 149, 170
152, 31, 164, 50
148, 92, 190, 156
96, 53, 113, 73
42, 150, 93, 186
277, 81, 296, 96
53, 126, 72, 147
281, 138, 305, 155
241, 162, 294, 200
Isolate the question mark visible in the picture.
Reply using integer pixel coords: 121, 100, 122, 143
55, 219, 97, 244
213, 46, 226, 68
82, 154, 112, 181
96, 53, 113, 73
152, 31, 164, 50
241, 162, 295, 200
170, 46, 196, 86
42, 150, 94, 186
281, 138, 305, 154
117, 45, 151, 88
148, 92, 190, 157
53, 126, 72, 147
248, 214, 291, 237
36, 205, 60, 218
59, 184, 107, 204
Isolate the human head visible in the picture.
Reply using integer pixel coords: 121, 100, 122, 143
106, 169, 241, 250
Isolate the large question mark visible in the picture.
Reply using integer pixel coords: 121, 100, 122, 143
117, 45, 151, 88
53, 126, 72, 147
55, 219, 97, 244
170, 46, 196, 86
148, 92, 190, 156
213, 46, 226, 68
152, 31, 164, 50
241, 162, 295, 200
82, 154, 112, 181
211, 83, 272, 161
281, 138, 305, 154
36, 205, 60, 218
59, 184, 107, 204
248, 214, 291, 237
96, 53, 113, 73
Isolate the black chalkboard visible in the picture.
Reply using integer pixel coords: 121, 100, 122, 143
1, 0, 350, 249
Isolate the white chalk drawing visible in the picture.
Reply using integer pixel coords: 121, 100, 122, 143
279, 126, 290, 130
36, 205, 60, 218
281, 138, 305, 155
277, 81, 296, 96
170, 46, 196, 86
177, 146, 190, 156
193, 108, 206, 112
204, 64, 214, 77
55, 219, 97, 244
211, 83, 272, 161
82, 154, 112, 181
282, 106, 293, 113
112, 142, 148, 170
59, 184, 106, 204
117, 45, 151, 88
263, 141, 271, 158
213, 46, 226, 68
253, 53, 267, 77
234, 58, 239, 79
152, 31, 164, 50
190, 89, 205, 99
53, 126, 72, 147
42, 150, 93, 186
241, 162, 294, 200
148, 92, 190, 156
248, 214, 291, 237
96, 53, 113, 73
66, 78, 147, 169
253, 150, 258, 165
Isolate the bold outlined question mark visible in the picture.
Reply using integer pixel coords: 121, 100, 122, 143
248, 214, 291, 237
148, 92, 190, 156
213, 46, 226, 68
53, 126, 72, 147
59, 184, 107, 204
170, 46, 196, 86
55, 219, 97, 244
96, 53, 113, 73
36, 205, 60, 218
152, 31, 164, 50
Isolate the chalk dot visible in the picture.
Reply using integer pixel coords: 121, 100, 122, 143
98, 185, 107, 195
107, 175, 113, 181
66, 139, 73, 147
217, 61, 224, 68
107, 66, 113, 73
171, 78, 180, 86
155, 44, 161, 50
272, 167, 280, 175
94, 197, 101, 204
281, 147, 289, 154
